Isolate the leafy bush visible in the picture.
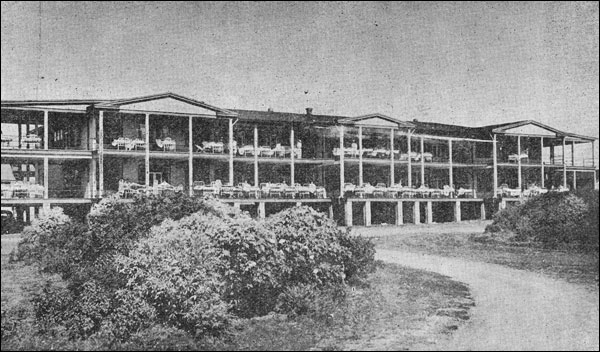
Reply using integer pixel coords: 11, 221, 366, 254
265, 206, 375, 286
338, 233, 376, 283
485, 191, 598, 249
14, 207, 72, 265
116, 214, 233, 335
16, 196, 378, 346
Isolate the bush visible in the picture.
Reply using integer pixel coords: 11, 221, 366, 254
338, 233, 376, 283
16, 196, 378, 345
486, 191, 598, 249
116, 214, 234, 336
265, 206, 375, 287
19, 194, 238, 342
14, 207, 72, 265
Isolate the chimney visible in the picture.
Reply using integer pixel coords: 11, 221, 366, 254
306, 107, 313, 115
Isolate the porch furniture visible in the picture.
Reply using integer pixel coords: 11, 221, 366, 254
22, 134, 42, 149
296, 183, 312, 198
258, 146, 275, 157
457, 187, 476, 198
366, 148, 389, 158
421, 152, 433, 162
1, 184, 12, 198
237, 145, 255, 156
509, 151, 528, 162
126, 138, 146, 151
373, 183, 388, 198
220, 184, 240, 198
118, 180, 147, 198
28, 184, 44, 198
239, 182, 260, 198
497, 184, 520, 197
112, 137, 131, 150
200, 141, 225, 153
1, 135, 12, 148
441, 185, 455, 198
157, 137, 176, 151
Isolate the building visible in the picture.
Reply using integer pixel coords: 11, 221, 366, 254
1, 92, 597, 226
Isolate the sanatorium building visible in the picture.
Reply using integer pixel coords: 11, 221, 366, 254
1, 92, 597, 226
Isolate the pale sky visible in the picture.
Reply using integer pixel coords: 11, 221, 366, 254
1, 1, 598, 160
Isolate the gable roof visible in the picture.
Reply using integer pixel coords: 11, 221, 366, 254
94, 92, 237, 117
479, 120, 596, 142
338, 113, 415, 128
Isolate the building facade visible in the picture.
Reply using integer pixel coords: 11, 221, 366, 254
1, 93, 597, 226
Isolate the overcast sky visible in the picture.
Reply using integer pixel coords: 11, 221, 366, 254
1, 1, 598, 158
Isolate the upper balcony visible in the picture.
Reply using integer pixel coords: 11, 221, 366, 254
1, 108, 93, 157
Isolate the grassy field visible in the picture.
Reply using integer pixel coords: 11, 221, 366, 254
356, 220, 600, 291
1, 233, 473, 351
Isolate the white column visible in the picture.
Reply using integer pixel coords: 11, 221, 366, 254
571, 141, 575, 166
396, 201, 403, 225
257, 202, 265, 219
420, 136, 425, 186
426, 201, 433, 224
254, 125, 259, 187
592, 141, 596, 168
364, 201, 371, 226
390, 129, 394, 186
540, 137, 545, 188
290, 125, 295, 185
43, 110, 48, 150
188, 115, 193, 196
145, 113, 150, 188
562, 138, 567, 188
99, 110, 104, 198
480, 202, 486, 220
345, 200, 353, 226
358, 126, 363, 186
448, 139, 453, 188
573, 171, 577, 190
455, 201, 462, 223
339, 126, 345, 196
90, 158, 96, 198
517, 135, 522, 192
228, 118, 234, 185
407, 133, 412, 187
44, 157, 49, 199
413, 201, 420, 224
493, 135, 498, 197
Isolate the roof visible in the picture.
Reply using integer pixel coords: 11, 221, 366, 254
2, 94, 596, 142
1, 164, 15, 182
410, 120, 492, 140
231, 109, 342, 125
94, 92, 238, 117
338, 113, 415, 128
478, 120, 597, 142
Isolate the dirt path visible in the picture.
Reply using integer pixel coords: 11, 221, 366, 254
376, 249, 600, 351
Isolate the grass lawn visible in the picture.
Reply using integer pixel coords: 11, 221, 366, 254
1, 233, 473, 351
357, 220, 600, 292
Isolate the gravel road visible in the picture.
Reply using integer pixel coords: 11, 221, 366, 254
376, 249, 600, 351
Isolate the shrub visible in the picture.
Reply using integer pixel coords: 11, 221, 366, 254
485, 191, 597, 249
116, 214, 234, 336
264, 206, 349, 287
265, 206, 375, 287
14, 207, 72, 265
20, 194, 246, 342
338, 233, 376, 283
